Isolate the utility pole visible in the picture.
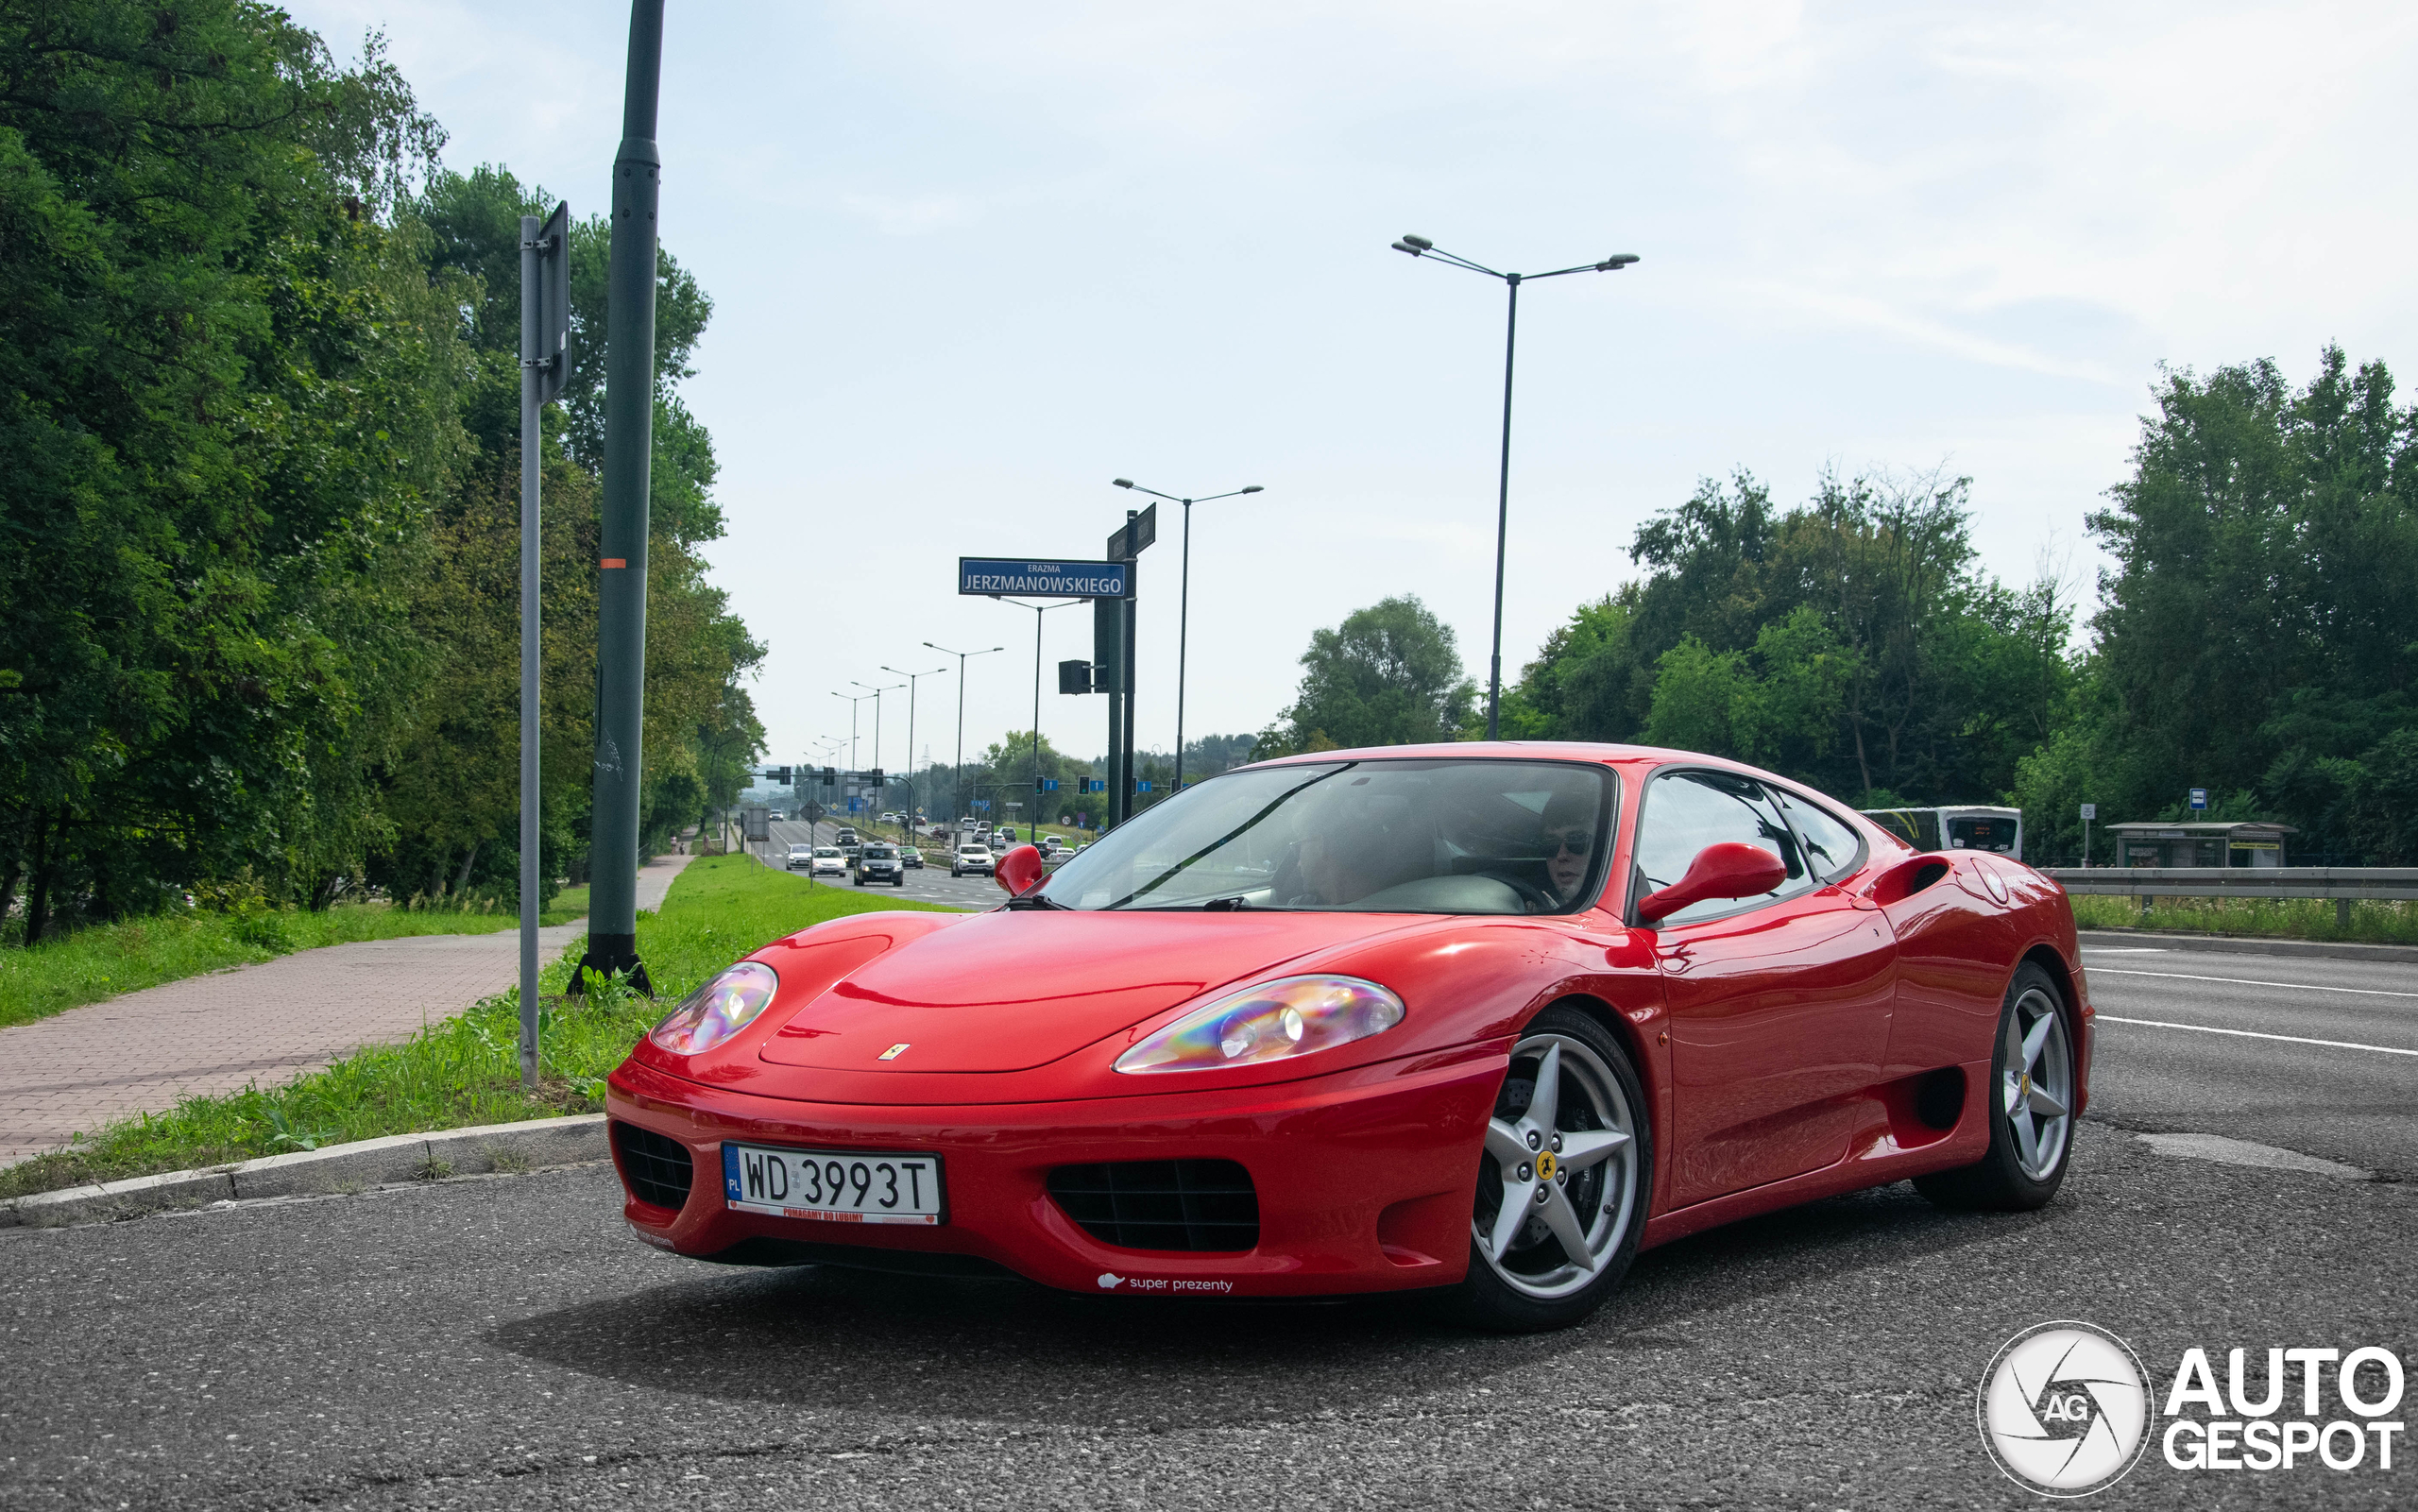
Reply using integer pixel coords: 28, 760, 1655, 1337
573, 0, 667, 996
1102, 506, 1156, 825
517, 201, 570, 1083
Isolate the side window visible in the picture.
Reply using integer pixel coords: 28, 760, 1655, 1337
1632, 771, 1814, 925
1772, 787, 1865, 884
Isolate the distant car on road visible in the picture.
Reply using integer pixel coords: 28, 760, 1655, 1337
808, 847, 845, 876
855, 843, 906, 888
784, 844, 813, 871
899, 847, 924, 870
951, 844, 995, 878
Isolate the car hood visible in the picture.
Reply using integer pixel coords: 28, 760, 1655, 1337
757, 909, 1422, 1074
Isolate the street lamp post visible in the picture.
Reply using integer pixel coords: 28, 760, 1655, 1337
1389, 233, 1638, 739
881, 663, 948, 835
993, 598, 1085, 842
850, 679, 904, 775
829, 689, 872, 773
925, 640, 1005, 832
1112, 479, 1262, 792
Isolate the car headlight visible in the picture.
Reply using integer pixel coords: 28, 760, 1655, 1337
1114, 975, 1405, 1075
648, 961, 778, 1055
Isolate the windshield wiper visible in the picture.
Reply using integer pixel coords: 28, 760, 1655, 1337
1003, 893, 1068, 910
1200, 895, 1253, 911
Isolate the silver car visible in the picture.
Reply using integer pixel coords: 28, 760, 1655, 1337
951, 844, 995, 878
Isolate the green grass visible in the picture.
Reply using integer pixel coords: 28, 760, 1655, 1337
2070, 893, 2418, 945
0, 894, 588, 1031
0, 855, 962, 1199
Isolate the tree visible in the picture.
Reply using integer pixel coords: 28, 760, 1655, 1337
1257, 597, 1478, 756
2060, 346, 2417, 860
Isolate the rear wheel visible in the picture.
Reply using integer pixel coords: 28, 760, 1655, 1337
1914, 963, 2074, 1211
1442, 1005, 1651, 1332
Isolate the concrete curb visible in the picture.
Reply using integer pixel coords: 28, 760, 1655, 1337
2077, 929, 2418, 965
0, 1113, 606, 1231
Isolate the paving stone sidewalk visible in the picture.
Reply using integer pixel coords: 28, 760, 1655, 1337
0, 855, 692, 1167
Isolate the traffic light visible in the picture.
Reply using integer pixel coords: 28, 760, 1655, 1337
1057, 659, 1094, 695
820, 767, 837, 787
1036, 778, 1059, 792
774, 766, 792, 785
864, 768, 885, 786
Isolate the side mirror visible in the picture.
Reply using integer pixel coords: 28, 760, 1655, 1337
1637, 842, 1788, 925
995, 843, 1046, 897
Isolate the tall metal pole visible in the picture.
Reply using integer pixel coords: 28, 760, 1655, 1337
926, 642, 1001, 836
1174, 499, 1192, 792
1120, 564, 1139, 824
576, 0, 666, 994
1486, 273, 1520, 741
517, 218, 543, 1084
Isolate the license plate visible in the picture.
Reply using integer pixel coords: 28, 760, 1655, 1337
721, 1142, 944, 1225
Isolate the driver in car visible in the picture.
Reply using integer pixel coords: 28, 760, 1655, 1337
1537, 788, 1599, 909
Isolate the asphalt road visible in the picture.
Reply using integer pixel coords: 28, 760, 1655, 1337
7, 945, 2412, 1510
758, 818, 1015, 910
2080, 943, 2418, 1176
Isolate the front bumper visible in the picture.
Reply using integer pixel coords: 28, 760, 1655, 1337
604, 1042, 1506, 1297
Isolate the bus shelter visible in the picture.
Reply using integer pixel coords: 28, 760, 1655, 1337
2105, 820, 2294, 868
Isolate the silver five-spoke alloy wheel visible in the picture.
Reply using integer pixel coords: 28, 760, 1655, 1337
2002, 985, 2072, 1181
1473, 1033, 1643, 1301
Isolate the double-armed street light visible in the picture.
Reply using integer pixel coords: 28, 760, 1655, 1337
1112, 479, 1264, 791
1389, 233, 1639, 739
829, 689, 874, 773
850, 678, 905, 777
880, 663, 948, 829
992, 598, 1088, 842
925, 639, 1005, 828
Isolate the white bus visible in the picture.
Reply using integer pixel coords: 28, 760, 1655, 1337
1858, 805, 2023, 860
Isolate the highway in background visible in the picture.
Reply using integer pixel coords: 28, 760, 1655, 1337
756, 815, 1007, 909
2079, 942, 2418, 1176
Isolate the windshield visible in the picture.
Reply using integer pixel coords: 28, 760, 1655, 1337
814, 848, 839, 858
862, 845, 894, 858
1033, 757, 1614, 913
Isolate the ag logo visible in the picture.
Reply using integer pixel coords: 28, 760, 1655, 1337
1096, 1272, 1123, 1290
1979, 1321, 2154, 1496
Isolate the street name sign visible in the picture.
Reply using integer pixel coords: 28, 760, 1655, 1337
959, 558, 1130, 598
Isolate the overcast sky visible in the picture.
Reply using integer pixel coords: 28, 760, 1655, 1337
291, 0, 2417, 773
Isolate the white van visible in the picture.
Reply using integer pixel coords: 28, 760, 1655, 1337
1859, 805, 2023, 860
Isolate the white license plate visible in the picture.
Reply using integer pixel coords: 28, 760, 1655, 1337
721, 1143, 944, 1225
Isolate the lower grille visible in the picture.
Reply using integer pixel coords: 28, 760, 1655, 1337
613, 1121, 695, 1212
1047, 1159, 1260, 1252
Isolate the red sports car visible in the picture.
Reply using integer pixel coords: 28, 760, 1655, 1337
605, 743, 2089, 1330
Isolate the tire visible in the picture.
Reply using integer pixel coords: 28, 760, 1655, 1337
1440, 1004, 1652, 1333
1913, 962, 2075, 1212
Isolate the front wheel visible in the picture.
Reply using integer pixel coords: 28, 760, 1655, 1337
1914, 962, 2075, 1211
1442, 1004, 1652, 1333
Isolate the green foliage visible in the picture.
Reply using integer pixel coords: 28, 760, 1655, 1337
2068, 893, 2418, 946
0, 14, 765, 947
2032, 346, 2418, 862
1257, 596, 1479, 756
1504, 469, 2072, 809
0, 855, 962, 1198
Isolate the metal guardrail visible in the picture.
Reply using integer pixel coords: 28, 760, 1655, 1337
2041, 867, 2418, 901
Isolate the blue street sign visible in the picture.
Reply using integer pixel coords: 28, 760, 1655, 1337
1136, 781, 1153, 793
2188, 787, 2208, 812
958, 558, 1129, 599
973, 800, 991, 811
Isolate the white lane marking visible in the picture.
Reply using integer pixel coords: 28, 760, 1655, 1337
2081, 946, 2171, 954
2136, 1132, 2371, 1181
2087, 967, 2418, 999
2095, 1014, 2418, 1057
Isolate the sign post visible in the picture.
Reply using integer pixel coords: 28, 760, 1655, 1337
2188, 787, 2208, 814
517, 199, 571, 1089
2079, 802, 2095, 868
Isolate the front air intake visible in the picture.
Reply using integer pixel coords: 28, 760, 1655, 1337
1047, 1159, 1260, 1252
612, 1121, 694, 1213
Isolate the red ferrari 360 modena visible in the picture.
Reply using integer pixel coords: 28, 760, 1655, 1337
605, 743, 2090, 1331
